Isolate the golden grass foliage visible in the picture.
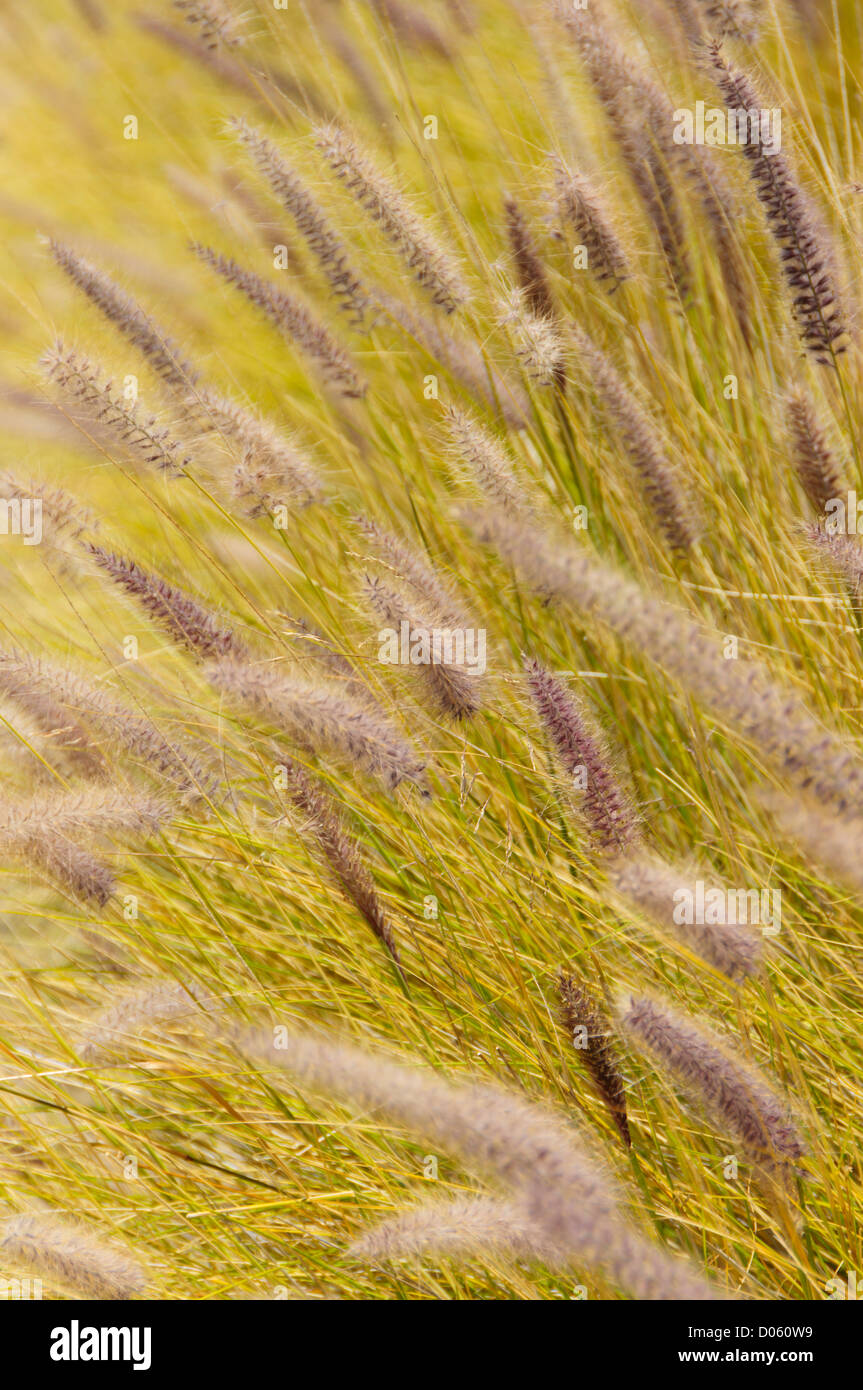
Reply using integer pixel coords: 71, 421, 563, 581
0, 0, 861, 1301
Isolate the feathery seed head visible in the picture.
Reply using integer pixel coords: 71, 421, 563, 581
351, 1195, 554, 1266
48, 241, 198, 388
558, 972, 631, 1147
503, 194, 557, 321
804, 523, 863, 602
231, 119, 368, 321
315, 121, 470, 314
364, 573, 483, 721
241, 1025, 725, 1298
0, 471, 92, 559
375, 289, 529, 426
556, 5, 693, 299
276, 760, 402, 963
42, 343, 190, 474
470, 507, 863, 814
208, 658, 428, 794
608, 854, 764, 982
0, 649, 207, 791
443, 404, 531, 515
553, 159, 629, 292
498, 287, 567, 389
355, 514, 466, 628
81, 979, 220, 1063
369, 0, 454, 58
190, 387, 324, 509
758, 789, 863, 898
572, 326, 698, 552
0, 1214, 145, 1299
192, 242, 366, 398
87, 546, 243, 662
0, 787, 168, 904
706, 42, 847, 363
190, 241, 364, 397
619, 993, 805, 1172
524, 656, 638, 853
173, 0, 244, 51
786, 389, 846, 516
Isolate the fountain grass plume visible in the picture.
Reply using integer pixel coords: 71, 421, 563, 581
553, 159, 629, 293
0, 1213, 145, 1299
0, 649, 207, 790
186, 387, 324, 510
804, 524, 863, 602
572, 325, 698, 552
558, 971, 631, 1147
443, 404, 532, 516
315, 121, 470, 314
42, 342, 190, 475
608, 853, 763, 982
0, 787, 168, 904
0, 786, 168, 839
524, 656, 638, 853
707, 41, 847, 364
192, 243, 367, 398
0, 472, 92, 559
556, 2, 693, 300
87, 546, 245, 662
499, 287, 567, 389
370, 0, 454, 58
207, 658, 427, 794
758, 788, 863, 898
81, 979, 220, 1063
48, 241, 199, 389
503, 194, 557, 321
375, 290, 529, 426
786, 389, 846, 515
619, 993, 805, 1174
355, 514, 466, 628
275, 761, 402, 965
363, 573, 483, 721
173, 0, 244, 52
467, 506, 863, 815
524, 659, 760, 980
351, 1195, 554, 1265
240, 1024, 727, 1298
231, 119, 368, 322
